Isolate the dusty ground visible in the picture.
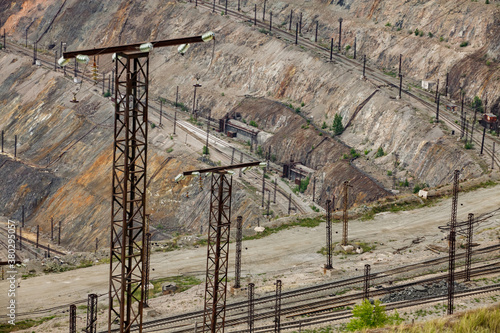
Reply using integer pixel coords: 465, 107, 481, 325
1, 179, 499, 331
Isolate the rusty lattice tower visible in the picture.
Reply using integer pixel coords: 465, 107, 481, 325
464, 213, 474, 282
234, 216, 243, 289
447, 170, 460, 315
63, 33, 214, 333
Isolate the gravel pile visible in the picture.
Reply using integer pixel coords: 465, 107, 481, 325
381, 280, 468, 303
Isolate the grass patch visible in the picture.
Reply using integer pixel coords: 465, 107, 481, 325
151, 275, 202, 296
462, 180, 497, 193
360, 198, 438, 221
243, 216, 324, 241
0, 316, 55, 332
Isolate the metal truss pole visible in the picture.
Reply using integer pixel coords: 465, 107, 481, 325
325, 200, 332, 269
86, 294, 98, 333
364, 264, 371, 300
70, 304, 76, 333
203, 172, 232, 333
447, 170, 459, 315
274, 280, 282, 333
248, 283, 254, 333
341, 181, 349, 246
234, 216, 243, 289
109, 52, 149, 333
465, 213, 474, 282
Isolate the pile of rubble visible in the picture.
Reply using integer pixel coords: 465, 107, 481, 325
381, 280, 468, 303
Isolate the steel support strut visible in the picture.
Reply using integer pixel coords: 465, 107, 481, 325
341, 181, 349, 246
70, 304, 76, 333
109, 52, 149, 333
364, 264, 371, 300
202, 172, 232, 333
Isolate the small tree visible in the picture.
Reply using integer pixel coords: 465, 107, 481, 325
203, 145, 209, 154
471, 96, 484, 113
332, 114, 344, 135
346, 299, 402, 331
375, 147, 385, 158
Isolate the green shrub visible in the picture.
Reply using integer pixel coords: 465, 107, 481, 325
414, 28, 420, 36
249, 120, 258, 128
346, 299, 402, 331
387, 170, 393, 176
428, 32, 434, 38
350, 148, 360, 158
293, 176, 310, 193
375, 147, 385, 158
103, 90, 111, 97
385, 22, 392, 27
301, 101, 305, 107
345, 44, 351, 52
203, 145, 209, 154
465, 142, 474, 149
440, 36, 445, 42
322, 121, 327, 129
460, 41, 469, 47
151, 123, 156, 129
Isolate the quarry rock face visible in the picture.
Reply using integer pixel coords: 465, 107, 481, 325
0, 1, 496, 249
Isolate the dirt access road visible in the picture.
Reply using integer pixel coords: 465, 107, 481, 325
1, 181, 499, 320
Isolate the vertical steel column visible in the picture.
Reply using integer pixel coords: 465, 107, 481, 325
273, 179, 277, 203
465, 213, 474, 282
330, 38, 333, 61
54, 51, 58, 71
70, 304, 76, 333
143, 232, 151, 308
19, 227, 22, 250
231, 148, 235, 165
267, 190, 271, 216
21, 205, 24, 228
225, 0, 227, 15
398, 54, 402, 76
363, 264, 371, 300
295, 23, 298, 45
471, 107, 478, 145
36, 225, 39, 248
248, 283, 254, 333
193, 83, 201, 118
436, 93, 440, 122
447, 170, 459, 315
238, 0, 240, 11
206, 110, 211, 155
51, 217, 54, 241
96, 237, 99, 253
202, 172, 232, 333
492, 142, 496, 170
238, 152, 243, 177
274, 280, 282, 333
460, 94, 465, 139
58, 220, 61, 245
480, 126, 486, 154
288, 193, 292, 215
1, 130, 3, 153
289, 10, 293, 31
86, 294, 98, 333
445, 72, 449, 96
14, 135, 17, 158
108, 52, 149, 333
234, 216, 243, 289
353, 37, 356, 59
299, 13, 302, 34
254, 5, 257, 25
435, 79, 439, 103
315, 21, 318, 42
261, 171, 265, 207
363, 55, 366, 78
338, 18, 343, 51
270, 12, 272, 31
325, 200, 332, 269
48, 244, 50, 258
213, 0, 215, 13
174, 111, 177, 135
341, 181, 349, 246
398, 74, 403, 99
263, 0, 266, 21
159, 99, 163, 126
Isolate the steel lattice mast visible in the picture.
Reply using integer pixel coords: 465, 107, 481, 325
63, 33, 212, 333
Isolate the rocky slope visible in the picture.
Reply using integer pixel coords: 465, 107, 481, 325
0, 0, 496, 248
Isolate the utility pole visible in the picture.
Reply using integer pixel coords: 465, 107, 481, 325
36, 225, 39, 248
398, 74, 403, 100
58, 220, 61, 246
70, 304, 76, 333
338, 18, 343, 51
273, 179, 277, 203
312, 177, 316, 202
295, 23, 298, 45
325, 200, 333, 270
261, 170, 265, 207
299, 12, 302, 34
436, 93, 440, 123
174, 111, 177, 135
21, 205, 24, 228
234, 216, 243, 289
435, 79, 440, 103
341, 181, 349, 246
492, 142, 496, 170
274, 280, 282, 333
143, 232, 151, 308
193, 83, 201, 119
270, 12, 272, 31
464, 213, 474, 282
51, 217, 53, 241
447, 170, 459, 316
288, 193, 292, 215
363, 55, 366, 79
62, 32, 214, 333
289, 10, 293, 31
159, 98, 163, 126
364, 264, 371, 300
398, 54, 402, 77
480, 126, 486, 155
248, 283, 254, 333
315, 21, 319, 43
353, 37, 356, 59
263, 0, 266, 21
254, 4, 257, 25
14, 135, 17, 158
330, 38, 333, 62
445, 72, 449, 97
86, 294, 98, 333
471, 107, 478, 145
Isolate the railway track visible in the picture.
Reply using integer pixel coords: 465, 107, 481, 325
103, 243, 500, 332
193, 0, 500, 169
0, 226, 66, 257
